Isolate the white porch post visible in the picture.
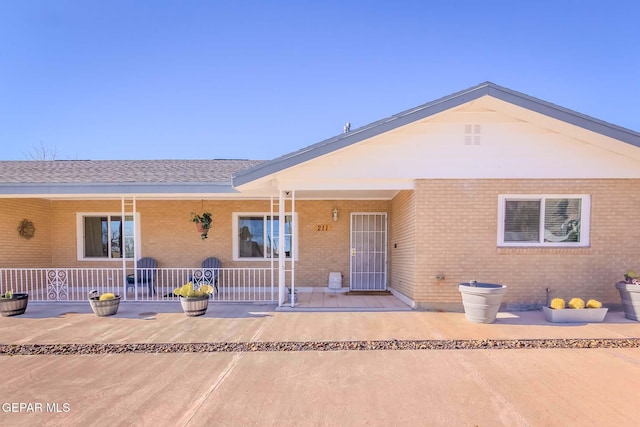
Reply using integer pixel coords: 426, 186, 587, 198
278, 190, 286, 306
121, 196, 136, 301
270, 196, 275, 303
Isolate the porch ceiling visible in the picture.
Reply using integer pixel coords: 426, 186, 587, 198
277, 189, 401, 200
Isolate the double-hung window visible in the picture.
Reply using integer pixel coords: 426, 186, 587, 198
497, 195, 590, 247
76, 213, 139, 260
233, 213, 297, 260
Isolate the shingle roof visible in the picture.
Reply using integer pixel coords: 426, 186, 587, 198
0, 159, 263, 184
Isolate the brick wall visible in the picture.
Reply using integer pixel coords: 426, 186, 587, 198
20, 199, 390, 288
412, 179, 640, 310
285, 199, 390, 287
7, 179, 635, 310
389, 190, 416, 299
0, 199, 52, 267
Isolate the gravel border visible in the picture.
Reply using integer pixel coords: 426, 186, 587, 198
1, 338, 640, 356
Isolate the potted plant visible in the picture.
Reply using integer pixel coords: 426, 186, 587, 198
615, 270, 640, 321
89, 290, 121, 317
0, 290, 28, 317
458, 280, 507, 323
542, 297, 608, 323
174, 282, 214, 316
191, 212, 212, 239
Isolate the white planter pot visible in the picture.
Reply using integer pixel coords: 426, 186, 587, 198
615, 282, 640, 321
458, 282, 507, 324
542, 306, 608, 323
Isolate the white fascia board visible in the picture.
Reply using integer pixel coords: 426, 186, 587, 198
273, 178, 415, 191
0, 182, 237, 197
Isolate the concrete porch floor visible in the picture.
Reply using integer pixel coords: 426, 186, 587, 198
279, 289, 412, 311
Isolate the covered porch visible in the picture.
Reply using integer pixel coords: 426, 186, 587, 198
0, 159, 412, 309
283, 288, 411, 311
0, 266, 411, 310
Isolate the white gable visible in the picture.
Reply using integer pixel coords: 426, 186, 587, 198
242, 95, 640, 195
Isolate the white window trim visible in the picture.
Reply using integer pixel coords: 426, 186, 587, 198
232, 212, 298, 262
497, 195, 591, 247
76, 212, 141, 261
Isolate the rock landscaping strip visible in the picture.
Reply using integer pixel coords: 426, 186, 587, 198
1, 338, 640, 356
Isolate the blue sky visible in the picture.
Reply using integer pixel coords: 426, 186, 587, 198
1, 1, 638, 161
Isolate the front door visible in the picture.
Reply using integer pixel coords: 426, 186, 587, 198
350, 213, 387, 291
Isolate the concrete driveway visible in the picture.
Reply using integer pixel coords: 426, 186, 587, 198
1, 303, 639, 426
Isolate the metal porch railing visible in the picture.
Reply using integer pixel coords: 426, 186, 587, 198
0, 267, 275, 302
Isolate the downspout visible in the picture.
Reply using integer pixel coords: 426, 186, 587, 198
290, 190, 295, 307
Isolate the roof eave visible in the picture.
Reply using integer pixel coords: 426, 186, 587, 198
233, 82, 640, 187
485, 84, 640, 146
0, 182, 237, 196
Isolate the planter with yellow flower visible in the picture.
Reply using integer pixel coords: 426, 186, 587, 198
89, 291, 121, 317
174, 282, 214, 316
542, 297, 607, 323
0, 291, 29, 317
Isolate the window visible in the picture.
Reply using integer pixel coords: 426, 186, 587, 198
233, 213, 297, 260
498, 195, 590, 247
76, 213, 139, 260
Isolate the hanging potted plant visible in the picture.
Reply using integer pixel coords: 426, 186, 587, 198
0, 290, 29, 317
191, 212, 212, 239
173, 282, 214, 316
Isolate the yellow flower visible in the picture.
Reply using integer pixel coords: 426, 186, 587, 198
586, 299, 602, 309
568, 298, 585, 309
175, 282, 213, 298
550, 298, 565, 309
99, 293, 116, 301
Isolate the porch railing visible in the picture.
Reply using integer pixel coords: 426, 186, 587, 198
0, 267, 276, 302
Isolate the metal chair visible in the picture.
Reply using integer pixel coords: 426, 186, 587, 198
192, 257, 221, 293
126, 257, 158, 295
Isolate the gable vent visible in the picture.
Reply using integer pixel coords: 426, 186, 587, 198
464, 124, 481, 145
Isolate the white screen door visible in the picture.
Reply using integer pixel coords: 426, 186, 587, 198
350, 213, 387, 291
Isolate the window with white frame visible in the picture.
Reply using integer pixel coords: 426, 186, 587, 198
497, 195, 590, 247
76, 213, 139, 260
232, 213, 297, 260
